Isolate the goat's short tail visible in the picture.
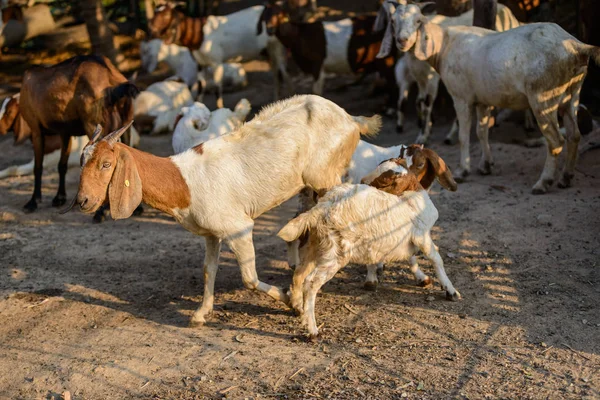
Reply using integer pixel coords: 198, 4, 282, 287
234, 98, 252, 121
580, 44, 600, 66
278, 204, 326, 242
105, 82, 140, 108
353, 115, 381, 138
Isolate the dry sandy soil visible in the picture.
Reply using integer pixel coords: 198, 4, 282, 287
1, 12, 600, 400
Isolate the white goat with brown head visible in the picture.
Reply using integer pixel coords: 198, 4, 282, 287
65, 95, 381, 327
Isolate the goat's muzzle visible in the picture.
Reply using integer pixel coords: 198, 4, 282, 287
59, 191, 79, 214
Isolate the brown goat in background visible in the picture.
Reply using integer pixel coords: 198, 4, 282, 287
17, 55, 139, 217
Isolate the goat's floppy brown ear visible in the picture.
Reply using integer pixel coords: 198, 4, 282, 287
109, 145, 142, 220
421, 148, 457, 191
413, 17, 435, 61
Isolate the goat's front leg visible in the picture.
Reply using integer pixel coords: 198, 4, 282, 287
24, 131, 44, 213
475, 103, 494, 175
414, 235, 460, 301
453, 99, 472, 182
415, 76, 439, 144
213, 63, 225, 108
364, 264, 380, 291
312, 68, 325, 96
52, 135, 72, 207
190, 235, 222, 327
227, 224, 289, 304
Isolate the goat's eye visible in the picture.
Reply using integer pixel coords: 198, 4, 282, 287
102, 162, 111, 169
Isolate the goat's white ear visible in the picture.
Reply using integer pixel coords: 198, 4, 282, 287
376, 20, 394, 59
413, 17, 435, 61
109, 146, 143, 220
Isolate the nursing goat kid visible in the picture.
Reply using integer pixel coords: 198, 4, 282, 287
171, 99, 251, 154
278, 158, 461, 339
66, 95, 381, 327
377, 0, 600, 194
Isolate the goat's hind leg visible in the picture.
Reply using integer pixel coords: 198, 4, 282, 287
227, 224, 289, 304
558, 72, 584, 189
414, 234, 460, 301
530, 98, 563, 194
475, 104, 494, 175
303, 259, 345, 340
24, 131, 45, 213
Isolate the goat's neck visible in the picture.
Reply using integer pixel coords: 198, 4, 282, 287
276, 21, 300, 50
421, 22, 446, 73
125, 146, 191, 216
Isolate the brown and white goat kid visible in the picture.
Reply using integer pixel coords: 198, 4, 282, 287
278, 159, 461, 339
66, 95, 381, 327
376, 0, 600, 193
257, 1, 397, 105
358, 146, 457, 290
17, 55, 139, 214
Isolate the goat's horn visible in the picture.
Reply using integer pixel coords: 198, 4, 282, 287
104, 120, 134, 146
91, 124, 103, 143
59, 192, 78, 214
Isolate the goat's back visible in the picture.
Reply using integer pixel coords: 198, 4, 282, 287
441, 23, 591, 109
173, 95, 366, 221
311, 184, 437, 265
20, 55, 131, 135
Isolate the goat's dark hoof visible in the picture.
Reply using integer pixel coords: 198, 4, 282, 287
446, 290, 462, 301
418, 276, 433, 287
364, 281, 378, 291
307, 333, 320, 343
23, 199, 38, 213
92, 210, 105, 224
558, 173, 573, 189
443, 138, 454, 146
133, 205, 144, 216
396, 125, 404, 134
453, 169, 469, 183
52, 195, 67, 207
188, 319, 206, 328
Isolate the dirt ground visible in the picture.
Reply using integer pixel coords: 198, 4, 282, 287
1, 13, 600, 400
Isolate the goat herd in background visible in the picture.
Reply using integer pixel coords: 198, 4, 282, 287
0, 0, 599, 339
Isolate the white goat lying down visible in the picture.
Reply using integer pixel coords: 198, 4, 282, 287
377, 0, 600, 194
390, 4, 520, 143
70, 95, 381, 327
171, 98, 252, 154
278, 158, 461, 339
134, 80, 194, 135
140, 39, 199, 96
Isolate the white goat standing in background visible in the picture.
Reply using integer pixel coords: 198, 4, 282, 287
172, 98, 252, 154
377, 0, 600, 193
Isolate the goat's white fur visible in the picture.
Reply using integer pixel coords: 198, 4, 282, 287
197, 63, 248, 96
158, 95, 380, 325
192, 5, 288, 108
140, 39, 199, 96
134, 80, 194, 135
278, 181, 460, 338
393, 4, 520, 143
380, 1, 600, 193
171, 98, 251, 154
